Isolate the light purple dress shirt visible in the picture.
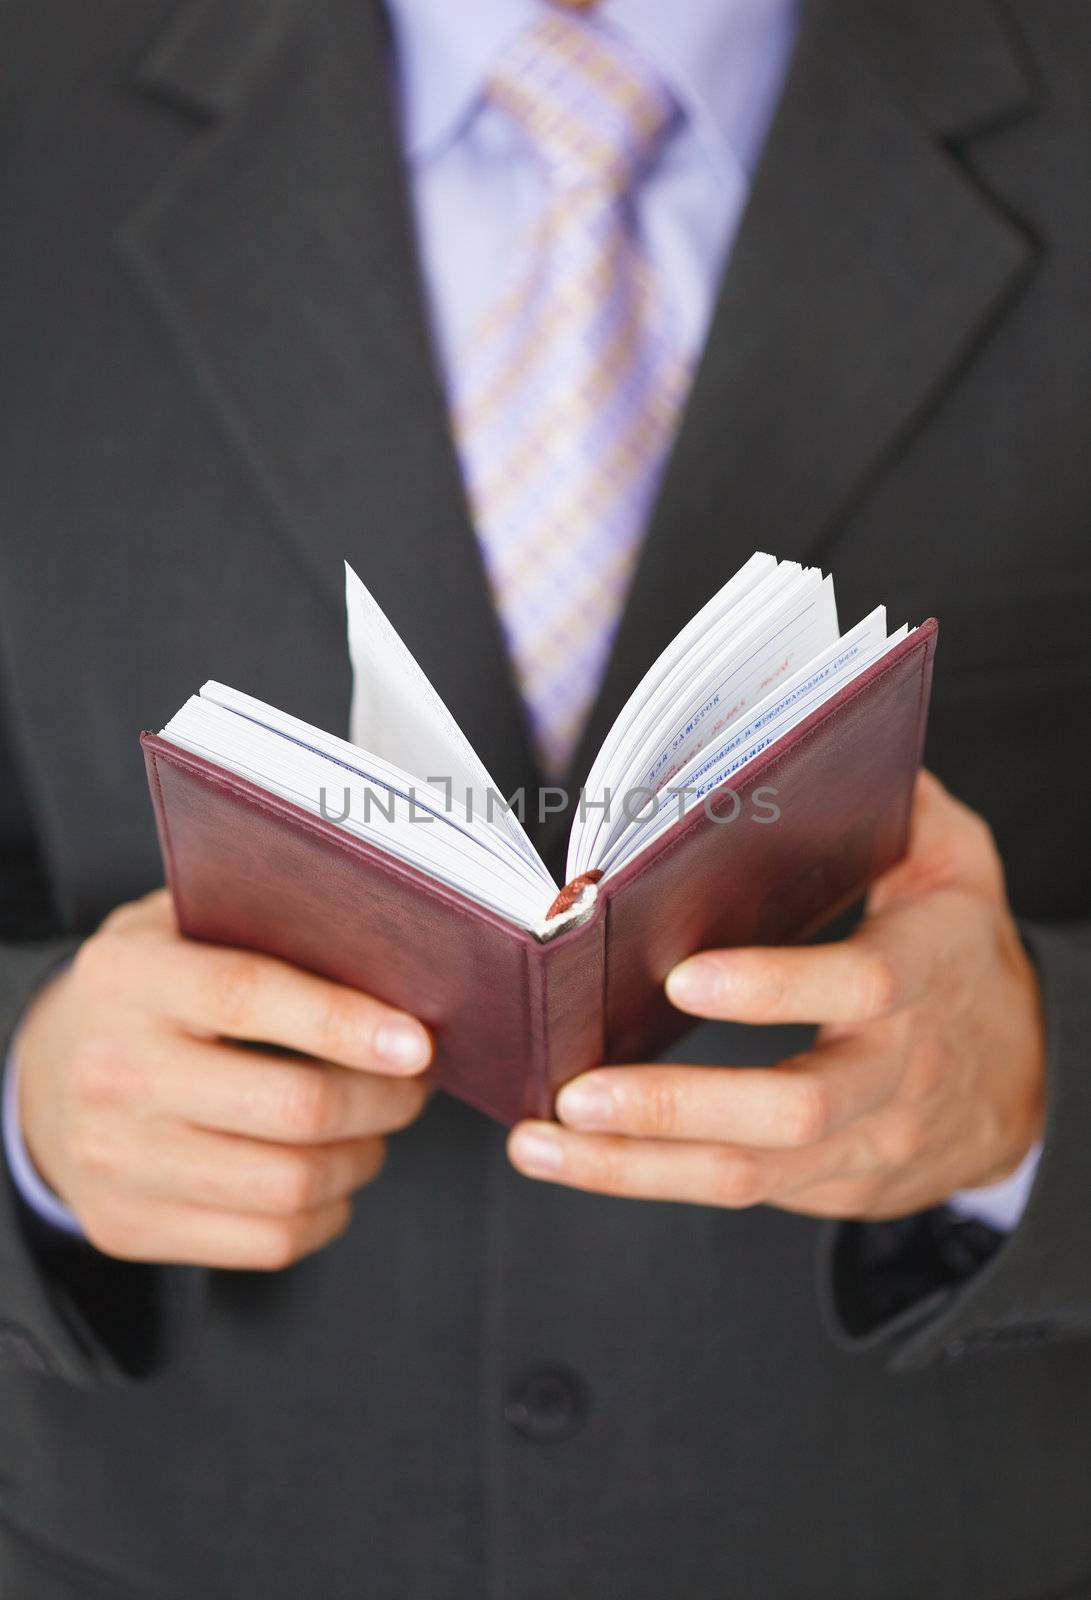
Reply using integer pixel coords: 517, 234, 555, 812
2, 0, 1039, 1237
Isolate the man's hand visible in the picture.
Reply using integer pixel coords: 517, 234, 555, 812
509, 771, 1046, 1220
17, 889, 432, 1267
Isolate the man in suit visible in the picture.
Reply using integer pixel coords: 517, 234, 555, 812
1, 0, 1090, 1596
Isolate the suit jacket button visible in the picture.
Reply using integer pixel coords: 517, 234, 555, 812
504, 1364, 589, 1442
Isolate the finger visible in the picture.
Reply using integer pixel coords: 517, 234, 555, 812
84, 1195, 353, 1270
507, 1121, 853, 1208
90, 932, 432, 1075
664, 919, 933, 1027
94, 886, 178, 938
154, 1038, 430, 1144
554, 1039, 899, 1147
118, 1124, 387, 1216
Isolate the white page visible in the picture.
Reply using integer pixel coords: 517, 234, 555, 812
201, 682, 550, 892
162, 698, 551, 927
622, 571, 835, 798
574, 569, 839, 874
598, 613, 898, 874
573, 552, 778, 872
345, 563, 545, 874
597, 615, 909, 875
572, 560, 807, 872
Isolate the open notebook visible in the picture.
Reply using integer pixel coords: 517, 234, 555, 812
143, 554, 936, 1123
158, 554, 911, 936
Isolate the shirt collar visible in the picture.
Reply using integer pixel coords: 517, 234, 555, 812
385, 0, 538, 163
385, 0, 801, 178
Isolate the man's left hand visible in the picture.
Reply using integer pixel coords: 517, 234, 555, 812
508, 771, 1046, 1220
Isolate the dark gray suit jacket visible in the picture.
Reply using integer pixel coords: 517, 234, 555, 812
2, 1, 1091, 1595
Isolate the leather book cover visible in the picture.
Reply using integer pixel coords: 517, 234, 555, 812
141, 620, 936, 1125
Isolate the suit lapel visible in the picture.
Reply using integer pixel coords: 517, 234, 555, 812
125, 0, 538, 800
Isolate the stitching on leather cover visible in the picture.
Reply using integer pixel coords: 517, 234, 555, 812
912, 619, 932, 764
521, 933, 541, 1113
145, 749, 191, 933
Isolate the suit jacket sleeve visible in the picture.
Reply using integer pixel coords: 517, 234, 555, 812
0, 706, 204, 1385
820, 918, 1091, 1372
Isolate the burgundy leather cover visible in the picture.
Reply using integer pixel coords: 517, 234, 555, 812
141, 620, 936, 1125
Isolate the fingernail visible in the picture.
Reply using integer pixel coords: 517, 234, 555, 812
665, 958, 720, 1009
510, 1125, 564, 1175
556, 1077, 615, 1129
374, 1019, 431, 1072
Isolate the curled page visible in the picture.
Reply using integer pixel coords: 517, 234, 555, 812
345, 562, 547, 876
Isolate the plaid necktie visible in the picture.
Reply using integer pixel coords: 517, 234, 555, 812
450, 8, 691, 777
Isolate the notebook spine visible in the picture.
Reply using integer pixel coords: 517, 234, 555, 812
521, 899, 607, 1122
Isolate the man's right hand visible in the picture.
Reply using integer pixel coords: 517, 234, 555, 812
15, 889, 433, 1269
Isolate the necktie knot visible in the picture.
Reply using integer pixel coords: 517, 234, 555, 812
488, 11, 677, 191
